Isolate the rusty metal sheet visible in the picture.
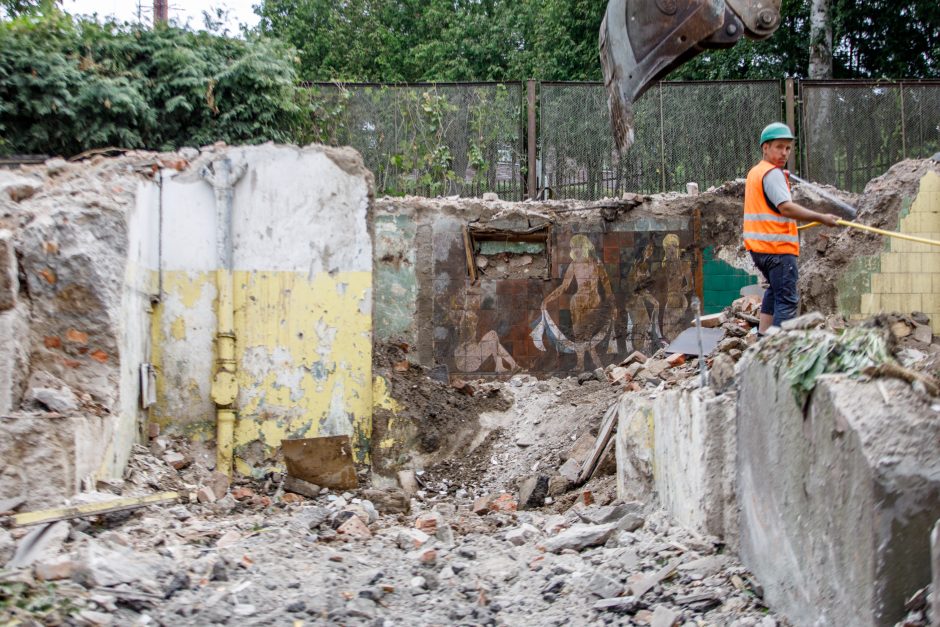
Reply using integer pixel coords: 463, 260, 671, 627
282, 436, 358, 490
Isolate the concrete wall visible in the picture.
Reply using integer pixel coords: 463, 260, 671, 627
0, 160, 155, 506
616, 387, 737, 542
150, 144, 374, 474
841, 170, 940, 331
736, 353, 940, 627
374, 198, 702, 380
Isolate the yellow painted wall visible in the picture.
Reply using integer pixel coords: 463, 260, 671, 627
857, 171, 940, 332
151, 269, 373, 476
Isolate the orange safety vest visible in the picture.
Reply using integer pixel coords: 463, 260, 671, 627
743, 160, 799, 256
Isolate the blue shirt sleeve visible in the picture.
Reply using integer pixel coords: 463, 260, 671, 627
762, 168, 792, 209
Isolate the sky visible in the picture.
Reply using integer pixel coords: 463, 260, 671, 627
61, 0, 260, 31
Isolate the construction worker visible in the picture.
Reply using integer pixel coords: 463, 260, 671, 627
744, 123, 840, 333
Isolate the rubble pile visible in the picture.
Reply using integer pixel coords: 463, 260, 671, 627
1, 439, 785, 627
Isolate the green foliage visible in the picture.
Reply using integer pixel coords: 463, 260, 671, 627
764, 326, 892, 407
0, 580, 79, 623
0, 11, 311, 156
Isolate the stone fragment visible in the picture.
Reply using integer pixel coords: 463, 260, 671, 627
216, 530, 242, 548
30, 386, 79, 413
780, 311, 826, 331
650, 605, 680, 627
620, 351, 648, 366
472, 494, 495, 515
609, 366, 630, 382
588, 572, 623, 598
932, 520, 940, 626
284, 475, 320, 499
196, 486, 217, 503
699, 313, 725, 328
201, 471, 229, 499
77, 610, 113, 626
163, 451, 189, 470
490, 494, 517, 513
337, 515, 372, 539
0, 230, 17, 311
397, 470, 419, 495
281, 493, 305, 504
568, 433, 597, 464
360, 488, 410, 514
515, 433, 535, 448
34, 555, 77, 581
578, 503, 641, 525
482, 192, 499, 202
543, 515, 568, 535
593, 596, 639, 613
518, 475, 550, 509
558, 459, 581, 483
547, 475, 569, 497
231, 486, 255, 500
73, 541, 160, 587
717, 337, 747, 354
8, 521, 70, 569
646, 360, 671, 377
540, 523, 617, 553
709, 353, 736, 393
505, 524, 540, 546
911, 322, 933, 345
677, 555, 728, 577
411, 547, 437, 564
415, 512, 441, 535
578, 371, 597, 384
396, 528, 430, 550
890, 320, 913, 338
722, 321, 749, 337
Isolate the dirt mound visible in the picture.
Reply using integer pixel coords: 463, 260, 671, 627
371, 343, 511, 481
800, 158, 940, 314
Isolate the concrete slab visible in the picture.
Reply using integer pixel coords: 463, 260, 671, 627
736, 354, 940, 627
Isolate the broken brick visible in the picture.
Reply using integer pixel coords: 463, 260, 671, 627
619, 351, 648, 367
90, 350, 109, 363
472, 494, 496, 516
196, 486, 217, 503
231, 487, 255, 501
414, 513, 441, 535
666, 353, 686, 367
281, 493, 305, 505
66, 329, 89, 344
44, 336, 62, 349
39, 268, 56, 284
489, 494, 518, 513
337, 515, 372, 539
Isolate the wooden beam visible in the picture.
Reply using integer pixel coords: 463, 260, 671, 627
9, 492, 178, 527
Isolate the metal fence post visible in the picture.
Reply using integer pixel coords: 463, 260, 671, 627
527, 79, 537, 199
785, 78, 796, 172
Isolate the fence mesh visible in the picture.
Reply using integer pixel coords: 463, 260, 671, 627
302, 80, 938, 201
539, 81, 781, 199
304, 82, 525, 199
802, 81, 940, 192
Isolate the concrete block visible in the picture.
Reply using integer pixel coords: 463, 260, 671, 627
932, 521, 939, 627
860, 293, 881, 315
869, 274, 885, 294
736, 355, 940, 627
0, 229, 16, 311
881, 253, 901, 273
652, 388, 737, 543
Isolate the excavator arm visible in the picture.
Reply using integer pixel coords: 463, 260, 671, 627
601, 0, 781, 150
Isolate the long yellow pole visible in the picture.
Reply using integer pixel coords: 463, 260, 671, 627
799, 219, 940, 248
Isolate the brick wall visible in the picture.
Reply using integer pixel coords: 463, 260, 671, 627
855, 171, 940, 332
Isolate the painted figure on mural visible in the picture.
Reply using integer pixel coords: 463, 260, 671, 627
658, 234, 693, 340
533, 234, 618, 371
451, 288, 519, 374
625, 240, 661, 355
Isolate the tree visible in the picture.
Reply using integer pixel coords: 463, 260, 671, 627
0, 12, 313, 156
808, 0, 832, 79
0, 0, 57, 18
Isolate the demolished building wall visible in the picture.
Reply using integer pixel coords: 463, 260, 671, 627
149, 144, 375, 474
0, 158, 155, 507
372, 192, 754, 382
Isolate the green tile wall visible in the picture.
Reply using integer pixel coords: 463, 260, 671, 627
702, 247, 759, 314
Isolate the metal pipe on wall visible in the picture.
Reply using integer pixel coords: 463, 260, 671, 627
200, 157, 246, 477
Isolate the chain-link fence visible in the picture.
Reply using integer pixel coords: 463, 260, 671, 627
539, 81, 781, 199
304, 82, 525, 199
303, 79, 939, 200
802, 81, 940, 192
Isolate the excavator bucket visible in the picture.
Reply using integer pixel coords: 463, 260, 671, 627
601, 0, 781, 151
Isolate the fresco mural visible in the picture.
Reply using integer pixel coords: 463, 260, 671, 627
432, 225, 699, 380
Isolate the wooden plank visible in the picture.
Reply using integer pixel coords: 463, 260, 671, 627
11, 491, 178, 527
576, 402, 620, 485
462, 225, 478, 282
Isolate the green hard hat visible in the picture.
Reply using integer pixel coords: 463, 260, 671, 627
760, 122, 795, 145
